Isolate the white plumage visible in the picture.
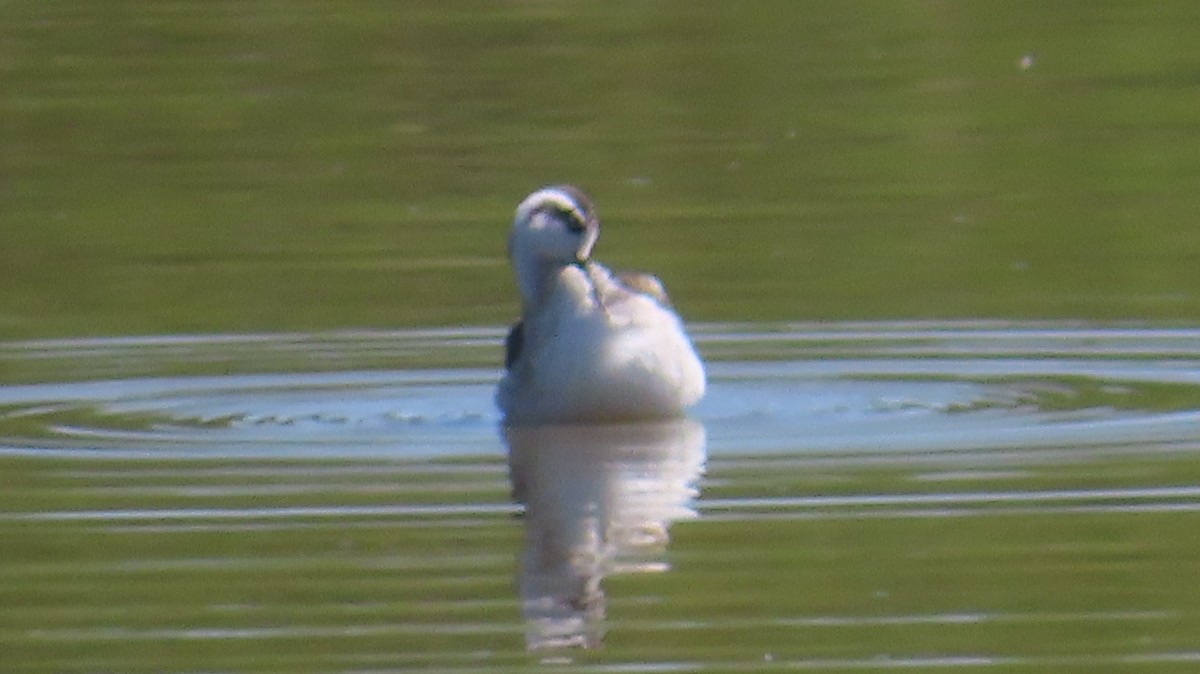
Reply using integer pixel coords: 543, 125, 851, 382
497, 185, 706, 423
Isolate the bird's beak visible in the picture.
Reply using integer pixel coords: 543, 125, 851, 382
575, 220, 599, 264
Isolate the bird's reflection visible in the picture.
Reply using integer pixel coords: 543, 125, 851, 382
503, 418, 706, 650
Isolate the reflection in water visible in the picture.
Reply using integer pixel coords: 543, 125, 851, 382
4, 326, 1200, 668
503, 419, 706, 650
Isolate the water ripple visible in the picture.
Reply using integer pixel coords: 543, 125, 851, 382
1, 322, 1199, 459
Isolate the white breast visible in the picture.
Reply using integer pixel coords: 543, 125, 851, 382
497, 263, 706, 423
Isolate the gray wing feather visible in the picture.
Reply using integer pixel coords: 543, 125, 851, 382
504, 320, 524, 370
615, 271, 672, 307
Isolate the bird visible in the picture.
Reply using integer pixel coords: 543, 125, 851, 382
496, 185, 706, 424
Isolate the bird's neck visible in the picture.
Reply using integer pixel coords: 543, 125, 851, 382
515, 256, 606, 318
514, 251, 567, 313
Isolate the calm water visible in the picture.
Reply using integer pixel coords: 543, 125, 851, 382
6, 2, 1200, 671
5, 1, 1200, 337
4, 323, 1200, 672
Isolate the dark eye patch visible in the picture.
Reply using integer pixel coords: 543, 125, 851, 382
545, 204, 588, 232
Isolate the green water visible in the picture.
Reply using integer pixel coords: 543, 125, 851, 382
4, 1, 1200, 338
5, 444, 1200, 672
3, 327, 1200, 672
5, 3, 1200, 672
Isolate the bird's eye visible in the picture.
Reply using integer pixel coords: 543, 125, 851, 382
548, 205, 587, 233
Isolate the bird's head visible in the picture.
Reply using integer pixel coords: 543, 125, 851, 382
508, 185, 602, 307
509, 184, 600, 268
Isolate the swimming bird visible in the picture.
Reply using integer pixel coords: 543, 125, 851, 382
497, 185, 706, 423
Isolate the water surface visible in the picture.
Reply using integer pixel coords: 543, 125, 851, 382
4, 323, 1200, 672
6, 2, 1200, 670
5, 1, 1200, 337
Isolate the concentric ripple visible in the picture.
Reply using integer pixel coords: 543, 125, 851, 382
2, 322, 1199, 459
5, 322, 1200, 671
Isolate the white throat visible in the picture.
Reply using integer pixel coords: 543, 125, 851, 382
508, 219, 598, 311
512, 246, 569, 311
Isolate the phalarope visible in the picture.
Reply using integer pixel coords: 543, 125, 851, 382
496, 185, 706, 423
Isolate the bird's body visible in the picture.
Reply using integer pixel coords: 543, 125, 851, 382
497, 186, 705, 424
